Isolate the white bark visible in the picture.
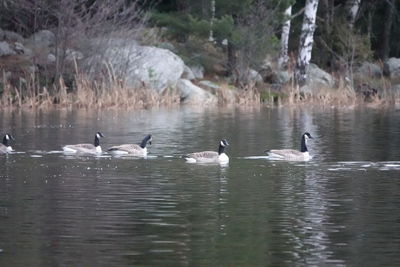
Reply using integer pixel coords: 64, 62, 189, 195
209, 0, 215, 42
278, 5, 292, 69
295, 0, 319, 86
347, 0, 361, 29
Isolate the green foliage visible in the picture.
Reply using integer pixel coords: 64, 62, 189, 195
212, 15, 235, 41
151, 12, 192, 40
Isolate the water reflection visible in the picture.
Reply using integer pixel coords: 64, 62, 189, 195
1, 107, 400, 266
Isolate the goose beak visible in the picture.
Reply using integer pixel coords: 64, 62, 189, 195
149, 141, 152, 145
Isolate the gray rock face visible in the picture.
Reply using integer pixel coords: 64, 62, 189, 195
14, 42, 32, 56
272, 71, 291, 84
300, 63, 334, 94
356, 62, 382, 78
182, 65, 195, 80
26, 30, 56, 48
383, 58, 400, 80
177, 79, 217, 105
2, 30, 24, 43
307, 63, 334, 87
198, 80, 220, 91
190, 65, 204, 79
248, 69, 263, 83
0, 41, 16, 56
88, 45, 185, 93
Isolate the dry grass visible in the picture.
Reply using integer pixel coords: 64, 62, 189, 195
2, 65, 400, 110
276, 76, 400, 108
0, 68, 180, 110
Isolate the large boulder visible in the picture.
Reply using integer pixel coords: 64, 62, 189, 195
26, 30, 56, 48
356, 62, 382, 78
301, 63, 334, 94
189, 65, 205, 79
182, 65, 195, 80
0, 41, 16, 56
272, 70, 291, 84
88, 45, 184, 93
383, 58, 400, 80
248, 69, 263, 83
1, 30, 24, 43
198, 80, 220, 94
308, 63, 334, 87
177, 79, 217, 105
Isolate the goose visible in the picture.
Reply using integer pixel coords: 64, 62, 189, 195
265, 132, 313, 161
185, 139, 229, 164
108, 134, 152, 157
0, 133, 14, 154
62, 132, 105, 154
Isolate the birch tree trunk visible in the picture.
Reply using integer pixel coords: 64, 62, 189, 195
278, 5, 292, 69
346, 0, 361, 29
209, 0, 215, 42
295, 0, 319, 86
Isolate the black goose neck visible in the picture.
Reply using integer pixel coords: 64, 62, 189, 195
300, 135, 308, 152
140, 135, 151, 148
94, 136, 100, 147
218, 144, 225, 155
2, 136, 9, 146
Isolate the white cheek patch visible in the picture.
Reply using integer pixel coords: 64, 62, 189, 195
220, 141, 225, 146
6, 135, 10, 140
96, 133, 101, 138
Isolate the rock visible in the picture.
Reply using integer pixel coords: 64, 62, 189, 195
14, 42, 32, 56
383, 58, 400, 80
198, 80, 220, 93
300, 64, 335, 94
47, 53, 56, 63
272, 71, 291, 84
248, 68, 263, 83
26, 30, 56, 48
182, 65, 195, 80
0, 41, 16, 56
307, 63, 334, 87
2, 30, 24, 43
190, 65, 205, 79
356, 62, 382, 78
176, 79, 217, 105
88, 45, 185, 93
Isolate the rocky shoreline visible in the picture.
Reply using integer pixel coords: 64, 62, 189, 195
1, 28, 400, 109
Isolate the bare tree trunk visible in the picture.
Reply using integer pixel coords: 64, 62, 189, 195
295, 0, 319, 86
278, 5, 292, 69
209, 0, 215, 42
321, 0, 334, 35
346, 0, 361, 29
377, 0, 394, 60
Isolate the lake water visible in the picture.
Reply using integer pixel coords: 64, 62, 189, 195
1, 107, 400, 266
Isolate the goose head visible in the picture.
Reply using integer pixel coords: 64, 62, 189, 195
220, 139, 229, 147
94, 132, 105, 147
140, 134, 152, 148
3, 133, 15, 146
301, 132, 313, 152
